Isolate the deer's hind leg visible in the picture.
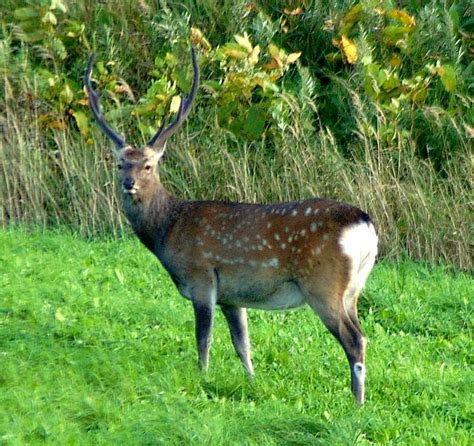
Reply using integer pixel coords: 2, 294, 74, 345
221, 305, 254, 376
299, 269, 367, 405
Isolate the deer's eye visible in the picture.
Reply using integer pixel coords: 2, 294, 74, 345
144, 165, 152, 172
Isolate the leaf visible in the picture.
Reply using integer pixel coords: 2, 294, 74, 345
448, 4, 460, 33
169, 95, 181, 113
267, 44, 283, 69
201, 80, 222, 93
42, 11, 58, 26
340, 3, 362, 35
389, 53, 402, 68
381, 73, 400, 92
25, 30, 45, 43
283, 7, 303, 16
268, 44, 281, 59
263, 59, 282, 71
248, 45, 260, 65
47, 119, 66, 130
72, 110, 89, 136
387, 9, 416, 28
59, 83, 74, 104
286, 52, 302, 64
325, 52, 341, 62
106, 105, 135, 120
436, 64, 456, 92
243, 105, 267, 139
164, 52, 177, 68
190, 26, 212, 51
341, 35, 357, 64
253, 73, 279, 92
382, 25, 414, 45
13, 7, 39, 21
222, 43, 248, 59
50, 0, 68, 13
234, 32, 253, 53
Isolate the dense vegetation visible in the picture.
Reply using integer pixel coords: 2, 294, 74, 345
1, 0, 472, 269
1, 229, 472, 444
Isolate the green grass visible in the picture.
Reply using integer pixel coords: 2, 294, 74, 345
0, 228, 472, 444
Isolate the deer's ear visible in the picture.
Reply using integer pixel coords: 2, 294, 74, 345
144, 145, 166, 163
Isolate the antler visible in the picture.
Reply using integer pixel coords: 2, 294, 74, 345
147, 47, 200, 148
84, 55, 126, 150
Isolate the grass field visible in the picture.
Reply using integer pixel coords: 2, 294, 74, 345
0, 228, 472, 445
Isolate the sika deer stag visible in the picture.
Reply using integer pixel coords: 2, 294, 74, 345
85, 47, 378, 404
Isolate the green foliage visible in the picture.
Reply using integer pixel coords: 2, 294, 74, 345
0, 229, 472, 443
2, 0, 90, 133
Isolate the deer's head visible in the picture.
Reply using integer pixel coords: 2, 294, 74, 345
84, 48, 199, 199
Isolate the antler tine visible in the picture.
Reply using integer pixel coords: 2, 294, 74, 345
84, 55, 126, 150
147, 47, 200, 148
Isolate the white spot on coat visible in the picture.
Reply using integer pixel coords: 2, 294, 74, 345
269, 258, 279, 268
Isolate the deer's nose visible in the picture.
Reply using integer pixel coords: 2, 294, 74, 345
123, 178, 135, 190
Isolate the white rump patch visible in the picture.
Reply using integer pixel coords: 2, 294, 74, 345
338, 221, 378, 307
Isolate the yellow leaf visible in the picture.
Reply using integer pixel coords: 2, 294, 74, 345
436, 64, 456, 93
191, 26, 212, 51
42, 11, 57, 26
169, 95, 181, 113
283, 7, 303, 16
268, 44, 281, 59
389, 53, 402, 68
47, 119, 66, 130
254, 76, 265, 88
72, 110, 89, 136
50, 0, 67, 13
341, 35, 357, 64
286, 52, 302, 64
234, 32, 253, 53
248, 45, 260, 65
387, 9, 416, 27
263, 58, 283, 71
222, 43, 248, 59
59, 83, 74, 104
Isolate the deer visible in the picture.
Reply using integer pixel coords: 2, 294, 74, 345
84, 47, 378, 405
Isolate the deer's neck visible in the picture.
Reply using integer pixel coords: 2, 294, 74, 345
123, 182, 178, 253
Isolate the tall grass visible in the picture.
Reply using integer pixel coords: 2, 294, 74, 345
0, 104, 125, 235
1, 92, 471, 269
0, 0, 472, 270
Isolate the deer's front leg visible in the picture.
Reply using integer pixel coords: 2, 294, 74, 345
191, 278, 217, 372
